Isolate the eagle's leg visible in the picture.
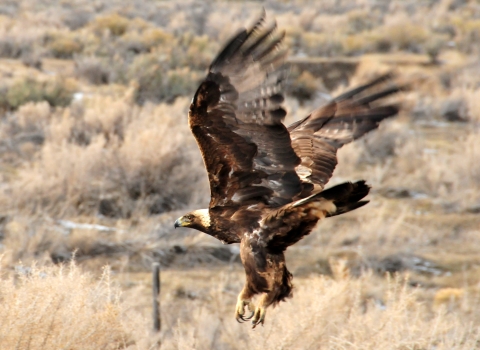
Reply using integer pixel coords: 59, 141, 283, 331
235, 285, 255, 323
251, 253, 293, 328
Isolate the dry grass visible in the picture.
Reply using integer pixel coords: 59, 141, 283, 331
0, 261, 131, 349
1, 95, 207, 218
0, 0, 479, 349
159, 272, 480, 349
1, 260, 479, 349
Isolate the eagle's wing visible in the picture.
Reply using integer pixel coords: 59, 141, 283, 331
288, 75, 401, 192
189, 14, 302, 208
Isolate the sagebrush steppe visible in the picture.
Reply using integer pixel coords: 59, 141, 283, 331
0, 0, 479, 349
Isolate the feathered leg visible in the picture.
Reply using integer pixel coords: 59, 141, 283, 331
237, 237, 293, 327
250, 257, 293, 328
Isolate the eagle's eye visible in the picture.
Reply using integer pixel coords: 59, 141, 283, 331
185, 214, 194, 221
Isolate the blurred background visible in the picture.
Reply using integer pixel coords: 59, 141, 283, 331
0, 0, 479, 349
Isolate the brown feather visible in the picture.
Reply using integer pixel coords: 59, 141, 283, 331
289, 76, 401, 190
189, 14, 302, 208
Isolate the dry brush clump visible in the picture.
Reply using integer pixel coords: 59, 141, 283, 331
46, 32, 84, 59
0, 5, 222, 105
5, 259, 479, 350
0, 2, 479, 348
0, 261, 131, 350
1, 0, 479, 111
334, 122, 480, 213
1, 95, 208, 218
127, 54, 201, 104
1, 77, 76, 110
159, 271, 480, 349
0, 72, 77, 112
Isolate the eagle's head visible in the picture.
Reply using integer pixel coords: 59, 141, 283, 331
174, 209, 211, 232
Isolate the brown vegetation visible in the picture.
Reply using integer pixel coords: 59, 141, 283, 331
0, 262, 130, 349
0, 0, 479, 348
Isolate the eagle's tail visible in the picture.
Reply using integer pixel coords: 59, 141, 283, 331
292, 180, 370, 217
319, 180, 370, 217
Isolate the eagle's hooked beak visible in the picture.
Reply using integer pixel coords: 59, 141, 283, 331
174, 216, 185, 229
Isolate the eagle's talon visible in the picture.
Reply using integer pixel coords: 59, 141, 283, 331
251, 307, 266, 329
236, 312, 253, 323
235, 299, 255, 324
251, 319, 264, 329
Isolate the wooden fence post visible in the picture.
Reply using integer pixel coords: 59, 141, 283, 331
152, 262, 161, 332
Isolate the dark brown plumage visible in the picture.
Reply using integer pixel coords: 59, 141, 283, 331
174, 13, 401, 328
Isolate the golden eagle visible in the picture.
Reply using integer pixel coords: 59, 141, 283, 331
174, 14, 400, 328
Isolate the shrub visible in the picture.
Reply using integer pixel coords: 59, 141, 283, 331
183, 34, 216, 70
425, 35, 447, 64
41, 78, 77, 108
117, 31, 150, 55
0, 83, 10, 111
346, 10, 378, 34
162, 273, 480, 349
75, 56, 110, 85
342, 34, 369, 55
109, 26, 174, 56
0, 262, 129, 349
440, 97, 468, 122
165, 67, 200, 101
453, 18, 480, 54
141, 27, 174, 49
6, 77, 76, 110
48, 35, 83, 58
92, 13, 130, 37
21, 51, 43, 70
371, 23, 428, 53
128, 54, 199, 104
301, 32, 344, 57
128, 54, 165, 104
288, 70, 319, 102
3, 96, 207, 218
0, 36, 22, 58
6, 79, 45, 109
62, 9, 92, 30
0, 33, 38, 60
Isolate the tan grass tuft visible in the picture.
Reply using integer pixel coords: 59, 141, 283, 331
91, 14, 130, 37
0, 261, 129, 350
434, 288, 465, 309
160, 272, 480, 349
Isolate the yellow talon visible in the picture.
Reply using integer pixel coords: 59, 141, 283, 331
251, 307, 266, 328
235, 299, 255, 323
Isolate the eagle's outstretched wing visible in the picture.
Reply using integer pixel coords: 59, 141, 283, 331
189, 13, 302, 208
288, 75, 401, 192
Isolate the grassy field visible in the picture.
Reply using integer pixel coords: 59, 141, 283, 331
0, 0, 479, 349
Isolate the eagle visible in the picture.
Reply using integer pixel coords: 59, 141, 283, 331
174, 13, 401, 328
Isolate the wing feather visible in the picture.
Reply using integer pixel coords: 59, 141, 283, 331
189, 13, 302, 208
289, 75, 401, 190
